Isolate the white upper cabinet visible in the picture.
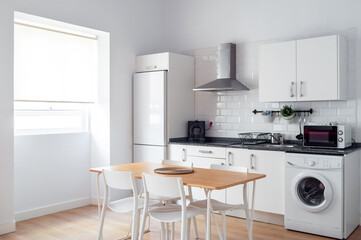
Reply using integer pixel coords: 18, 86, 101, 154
297, 35, 347, 101
259, 41, 297, 102
259, 35, 347, 102
136, 52, 169, 72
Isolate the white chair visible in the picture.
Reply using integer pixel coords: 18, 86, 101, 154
162, 160, 199, 239
97, 169, 158, 240
189, 164, 250, 240
139, 173, 205, 240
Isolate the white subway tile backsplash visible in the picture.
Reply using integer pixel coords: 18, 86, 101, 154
312, 101, 329, 108
329, 101, 347, 108
320, 108, 337, 116
221, 123, 232, 130
227, 116, 240, 123
221, 109, 232, 116
192, 43, 357, 140
338, 108, 355, 115
273, 124, 287, 132
217, 102, 226, 108
214, 116, 226, 123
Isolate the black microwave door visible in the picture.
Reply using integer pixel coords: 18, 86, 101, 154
304, 126, 338, 147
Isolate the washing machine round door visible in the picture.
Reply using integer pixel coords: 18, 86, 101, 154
291, 172, 333, 212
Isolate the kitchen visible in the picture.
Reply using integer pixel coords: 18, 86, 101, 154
1, 0, 361, 240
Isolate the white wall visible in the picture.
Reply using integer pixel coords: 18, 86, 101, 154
0, 0, 15, 234
0, 0, 166, 233
14, 133, 90, 220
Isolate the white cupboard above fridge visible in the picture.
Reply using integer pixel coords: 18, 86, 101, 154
259, 35, 347, 102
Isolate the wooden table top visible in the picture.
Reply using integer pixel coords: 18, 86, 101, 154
90, 162, 266, 190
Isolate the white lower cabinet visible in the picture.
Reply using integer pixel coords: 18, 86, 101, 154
226, 148, 285, 216
186, 146, 226, 202
168, 144, 187, 162
168, 145, 285, 216
249, 150, 285, 215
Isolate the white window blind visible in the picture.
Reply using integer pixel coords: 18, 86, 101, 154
14, 22, 97, 103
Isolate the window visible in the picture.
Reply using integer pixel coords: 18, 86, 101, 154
14, 19, 98, 135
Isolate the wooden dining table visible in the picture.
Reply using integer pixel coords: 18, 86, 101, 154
90, 162, 266, 240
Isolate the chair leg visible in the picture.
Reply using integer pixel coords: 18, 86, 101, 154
187, 219, 191, 240
212, 211, 223, 240
131, 209, 139, 240
222, 212, 227, 240
180, 218, 188, 240
188, 186, 199, 239
161, 222, 166, 240
171, 222, 175, 240
192, 216, 199, 239
97, 206, 106, 240
165, 223, 169, 240
138, 208, 148, 240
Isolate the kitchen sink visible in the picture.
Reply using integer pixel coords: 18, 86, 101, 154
263, 144, 296, 148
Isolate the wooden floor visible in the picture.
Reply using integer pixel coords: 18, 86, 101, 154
1, 205, 360, 240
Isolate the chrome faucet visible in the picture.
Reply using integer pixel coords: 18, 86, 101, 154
269, 133, 284, 145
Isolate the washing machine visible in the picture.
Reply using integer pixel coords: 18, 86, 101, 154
285, 152, 360, 239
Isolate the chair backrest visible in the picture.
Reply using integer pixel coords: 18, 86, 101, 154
102, 169, 137, 192
210, 164, 248, 173
162, 160, 193, 168
142, 173, 185, 201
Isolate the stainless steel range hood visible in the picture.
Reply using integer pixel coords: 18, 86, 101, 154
193, 43, 249, 92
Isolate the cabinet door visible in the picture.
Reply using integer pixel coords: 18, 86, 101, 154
187, 156, 226, 201
259, 41, 297, 102
168, 144, 186, 162
249, 150, 285, 214
136, 52, 169, 72
225, 148, 250, 217
296, 35, 338, 101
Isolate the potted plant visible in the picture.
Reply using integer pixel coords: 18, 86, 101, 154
280, 105, 295, 123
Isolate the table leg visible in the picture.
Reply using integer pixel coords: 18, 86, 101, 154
243, 182, 255, 240
250, 181, 256, 233
96, 172, 102, 217
206, 189, 212, 240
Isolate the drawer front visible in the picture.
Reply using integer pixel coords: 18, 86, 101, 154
136, 53, 169, 72
187, 146, 226, 159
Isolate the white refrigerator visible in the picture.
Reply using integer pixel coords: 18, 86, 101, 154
133, 71, 167, 163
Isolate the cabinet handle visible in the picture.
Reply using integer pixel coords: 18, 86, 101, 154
199, 150, 212, 154
182, 148, 186, 162
290, 82, 295, 97
250, 154, 255, 169
146, 65, 157, 70
300, 81, 304, 97
228, 152, 232, 166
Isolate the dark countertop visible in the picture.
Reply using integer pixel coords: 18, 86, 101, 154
169, 137, 361, 156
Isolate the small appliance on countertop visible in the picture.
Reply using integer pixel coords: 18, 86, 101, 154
188, 121, 205, 142
303, 124, 352, 149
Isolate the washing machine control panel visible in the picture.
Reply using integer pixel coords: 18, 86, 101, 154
286, 154, 343, 169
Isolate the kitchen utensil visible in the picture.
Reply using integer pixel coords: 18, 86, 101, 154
296, 113, 303, 140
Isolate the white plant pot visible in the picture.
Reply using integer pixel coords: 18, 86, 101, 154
283, 113, 296, 123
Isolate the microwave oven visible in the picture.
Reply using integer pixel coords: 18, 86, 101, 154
303, 125, 352, 149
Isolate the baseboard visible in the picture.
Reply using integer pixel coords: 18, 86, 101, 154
91, 196, 104, 205
15, 197, 91, 222
0, 220, 16, 235
226, 209, 284, 226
